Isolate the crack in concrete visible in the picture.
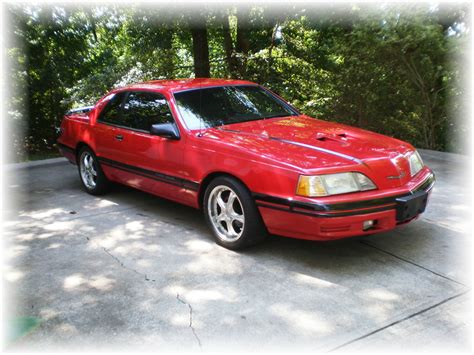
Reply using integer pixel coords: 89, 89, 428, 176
102, 247, 155, 282
328, 290, 470, 352
360, 240, 468, 287
61, 205, 138, 222
422, 217, 467, 234
176, 293, 202, 350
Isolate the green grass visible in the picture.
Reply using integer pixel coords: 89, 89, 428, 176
6, 149, 61, 164
5, 316, 42, 343
25, 150, 61, 162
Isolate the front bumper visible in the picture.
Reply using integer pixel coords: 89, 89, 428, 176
255, 170, 435, 241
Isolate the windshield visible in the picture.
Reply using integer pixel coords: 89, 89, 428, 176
173, 85, 298, 129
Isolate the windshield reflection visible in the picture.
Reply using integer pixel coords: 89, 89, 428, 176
174, 85, 298, 129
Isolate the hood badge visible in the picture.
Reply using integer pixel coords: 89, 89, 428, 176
387, 172, 406, 179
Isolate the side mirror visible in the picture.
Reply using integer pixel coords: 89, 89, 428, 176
150, 123, 180, 140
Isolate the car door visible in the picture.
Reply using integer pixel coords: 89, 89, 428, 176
95, 90, 192, 204
94, 91, 129, 161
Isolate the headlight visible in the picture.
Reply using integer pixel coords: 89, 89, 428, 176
296, 172, 377, 197
408, 151, 424, 176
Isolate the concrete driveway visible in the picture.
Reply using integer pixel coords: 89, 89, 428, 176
3, 150, 471, 352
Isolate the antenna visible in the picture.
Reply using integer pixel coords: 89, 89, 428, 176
198, 79, 203, 137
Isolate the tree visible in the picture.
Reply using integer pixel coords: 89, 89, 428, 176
190, 13, 210, 78
221, 10, 238, 76
5, 3, 469, 161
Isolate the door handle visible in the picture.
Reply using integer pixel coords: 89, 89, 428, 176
115, 135, 123, 141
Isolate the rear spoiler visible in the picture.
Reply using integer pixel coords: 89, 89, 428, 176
65, 106, 94, 115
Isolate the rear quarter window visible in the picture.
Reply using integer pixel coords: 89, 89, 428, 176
98, 92, 127, 125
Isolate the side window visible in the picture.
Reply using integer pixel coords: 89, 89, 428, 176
121, 91, 174, 131
98, 92, 127, 125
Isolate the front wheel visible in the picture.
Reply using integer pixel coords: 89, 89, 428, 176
78, 147, 109, 195
203, 176, 267, 250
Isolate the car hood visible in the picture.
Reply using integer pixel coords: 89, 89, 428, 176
204, 115, 415, 187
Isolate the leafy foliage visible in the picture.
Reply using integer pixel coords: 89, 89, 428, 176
5, 3, 469, 161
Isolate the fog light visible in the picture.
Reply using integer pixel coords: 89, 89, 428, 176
363, 220, 375, 231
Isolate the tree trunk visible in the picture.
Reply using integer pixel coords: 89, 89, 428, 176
191, 25, 210, 78
161, 29, 175, 78
401, 53, 439, 149
222, 14, 238, 76
357, 104, 367, 128
86, 9, 98, 42
236, 10, 250, 54
235, 7, 250, 78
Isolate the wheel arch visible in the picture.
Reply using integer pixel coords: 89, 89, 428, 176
75, 142, 93, 159
198, 172, 251, 209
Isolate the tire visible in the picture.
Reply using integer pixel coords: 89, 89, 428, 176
203, 176, 267, 250
77, 146, 110, 195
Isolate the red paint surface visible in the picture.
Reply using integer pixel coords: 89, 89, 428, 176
58, 79, 434, 241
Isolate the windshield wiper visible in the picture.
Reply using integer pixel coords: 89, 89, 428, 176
213, 114, 292, 128
214, 116, 259, 127
262, 113, 292, 119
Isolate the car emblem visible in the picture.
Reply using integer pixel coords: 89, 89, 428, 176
387, 172, 406, 179
387, 156, 407, 179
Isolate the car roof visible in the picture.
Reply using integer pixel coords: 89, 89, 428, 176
121, 78, 257, 94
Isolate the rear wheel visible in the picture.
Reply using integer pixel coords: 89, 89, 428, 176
204, 176, 267, 250
78, 147, 109, 195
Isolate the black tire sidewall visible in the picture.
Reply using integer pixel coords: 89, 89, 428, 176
203, 176, 266, 250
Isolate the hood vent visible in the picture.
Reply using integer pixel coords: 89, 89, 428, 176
315, 133, 348, 141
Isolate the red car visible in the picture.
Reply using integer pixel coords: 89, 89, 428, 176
58, 79, 435, 249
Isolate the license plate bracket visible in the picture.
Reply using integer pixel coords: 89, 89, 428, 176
396, 190, 428, 222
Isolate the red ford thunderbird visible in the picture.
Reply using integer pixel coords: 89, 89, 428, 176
57, 79, 435, 249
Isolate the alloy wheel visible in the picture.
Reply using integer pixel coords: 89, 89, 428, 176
207, 185, 245, 242
80, 151, 98, 190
